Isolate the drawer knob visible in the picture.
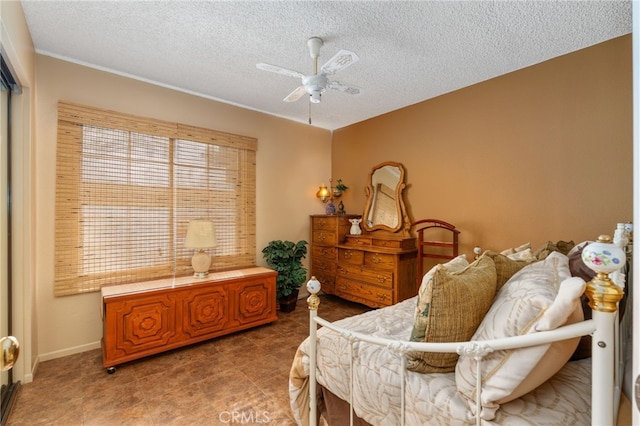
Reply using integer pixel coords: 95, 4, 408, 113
371, 254, 382, 264
376, 294, 387, 301
376, 276, 388, 284
343, 251, 353, 259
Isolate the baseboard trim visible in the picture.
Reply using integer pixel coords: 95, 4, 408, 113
38, 341, 101, 362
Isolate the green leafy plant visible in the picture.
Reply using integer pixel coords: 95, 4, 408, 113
335, 179, 348, 192
261, 240, 308, 299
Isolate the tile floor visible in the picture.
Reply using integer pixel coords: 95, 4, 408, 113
6, 294, 369, 426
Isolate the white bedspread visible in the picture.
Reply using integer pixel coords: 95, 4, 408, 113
289, 297, 591, 425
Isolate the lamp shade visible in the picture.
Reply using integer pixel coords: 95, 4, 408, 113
185, 220, 217, 249
316, 185, 331, 203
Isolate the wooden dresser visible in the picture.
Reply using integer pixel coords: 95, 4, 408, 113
335, 234, 417, 308
310, 214, 358, 295
101, 267, 277, 372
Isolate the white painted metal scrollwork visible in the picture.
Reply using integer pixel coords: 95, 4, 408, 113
457, 343, 495, 426
456, 342, 494, 358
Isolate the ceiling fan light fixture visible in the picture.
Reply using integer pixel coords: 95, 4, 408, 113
310, 91, 322, 103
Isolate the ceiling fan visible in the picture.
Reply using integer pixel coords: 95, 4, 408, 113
256, 37, 362, 104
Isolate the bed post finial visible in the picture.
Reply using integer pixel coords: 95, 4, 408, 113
582, 234, 626, 426
582, 235, 626, 313
307, 276, 321, 311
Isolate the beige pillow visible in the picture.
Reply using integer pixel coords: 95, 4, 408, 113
407, 254, 497, 373
500, 242, 531, 256
414, 255, 469, 320
483, 251, 534, 291
455, 252, 584, 420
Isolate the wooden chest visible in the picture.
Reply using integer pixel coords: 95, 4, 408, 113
101, 267, 277, 371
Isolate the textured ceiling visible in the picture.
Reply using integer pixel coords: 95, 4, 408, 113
21, 1, 632, 131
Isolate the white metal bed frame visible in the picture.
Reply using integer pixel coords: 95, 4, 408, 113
305, 249, 626, 426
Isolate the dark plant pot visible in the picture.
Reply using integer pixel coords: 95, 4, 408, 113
278, 289, 299, 313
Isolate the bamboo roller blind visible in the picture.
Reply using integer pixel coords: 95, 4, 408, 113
55, 101, 257, 296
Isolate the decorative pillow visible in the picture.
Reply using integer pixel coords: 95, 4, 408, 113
533, 240, 576, 260
483, 251, 534, 291
455, 252, 584, 420
415, 255, 469, 310
505, 248, 536, 261
500, 242, 531, 256
410, 255, 470, 346
408, 254, 497, 373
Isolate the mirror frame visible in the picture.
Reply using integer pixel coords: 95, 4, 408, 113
362, 161, 411, 236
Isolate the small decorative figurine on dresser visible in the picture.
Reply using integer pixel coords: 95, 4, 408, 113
349, 218, 362, 235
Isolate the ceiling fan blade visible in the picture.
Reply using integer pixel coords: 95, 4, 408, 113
320, 50, 359, 75
327, 80, 362, 96
283, 86, 307, 102
256, 63, 305, 79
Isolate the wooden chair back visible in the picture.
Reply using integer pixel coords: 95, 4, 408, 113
411, 219, 460, 290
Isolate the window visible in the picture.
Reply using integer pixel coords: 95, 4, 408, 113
55, 102, 256, 296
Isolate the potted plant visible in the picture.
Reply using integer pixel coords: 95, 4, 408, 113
261, 240, 308, 312
332, 179, 348, 198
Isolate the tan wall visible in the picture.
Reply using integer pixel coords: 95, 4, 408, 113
34, 56, 332, 358
333, 35, 632, 260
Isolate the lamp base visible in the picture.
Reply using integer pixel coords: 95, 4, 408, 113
191, 250, 211, 279
193, 271, 209, 279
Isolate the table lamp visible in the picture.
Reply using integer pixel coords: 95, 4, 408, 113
185, 220, 217, 278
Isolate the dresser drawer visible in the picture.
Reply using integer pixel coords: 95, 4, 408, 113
313, 230, 339, 245
337, 248, 365, 266
312, 271, 336, 295
311, 216, 340, 232
335, 277, 392, 307
337, 264, 393, 288
363, 252, 397, 270
371, 238, 415, 250
312, 245, 337, 259
344, 236, 373, 246
312, 257, 337, 275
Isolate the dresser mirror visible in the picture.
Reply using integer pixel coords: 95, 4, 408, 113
362, 161, 411, 236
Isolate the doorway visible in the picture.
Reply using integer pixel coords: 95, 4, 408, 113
0, 53, 21, 425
